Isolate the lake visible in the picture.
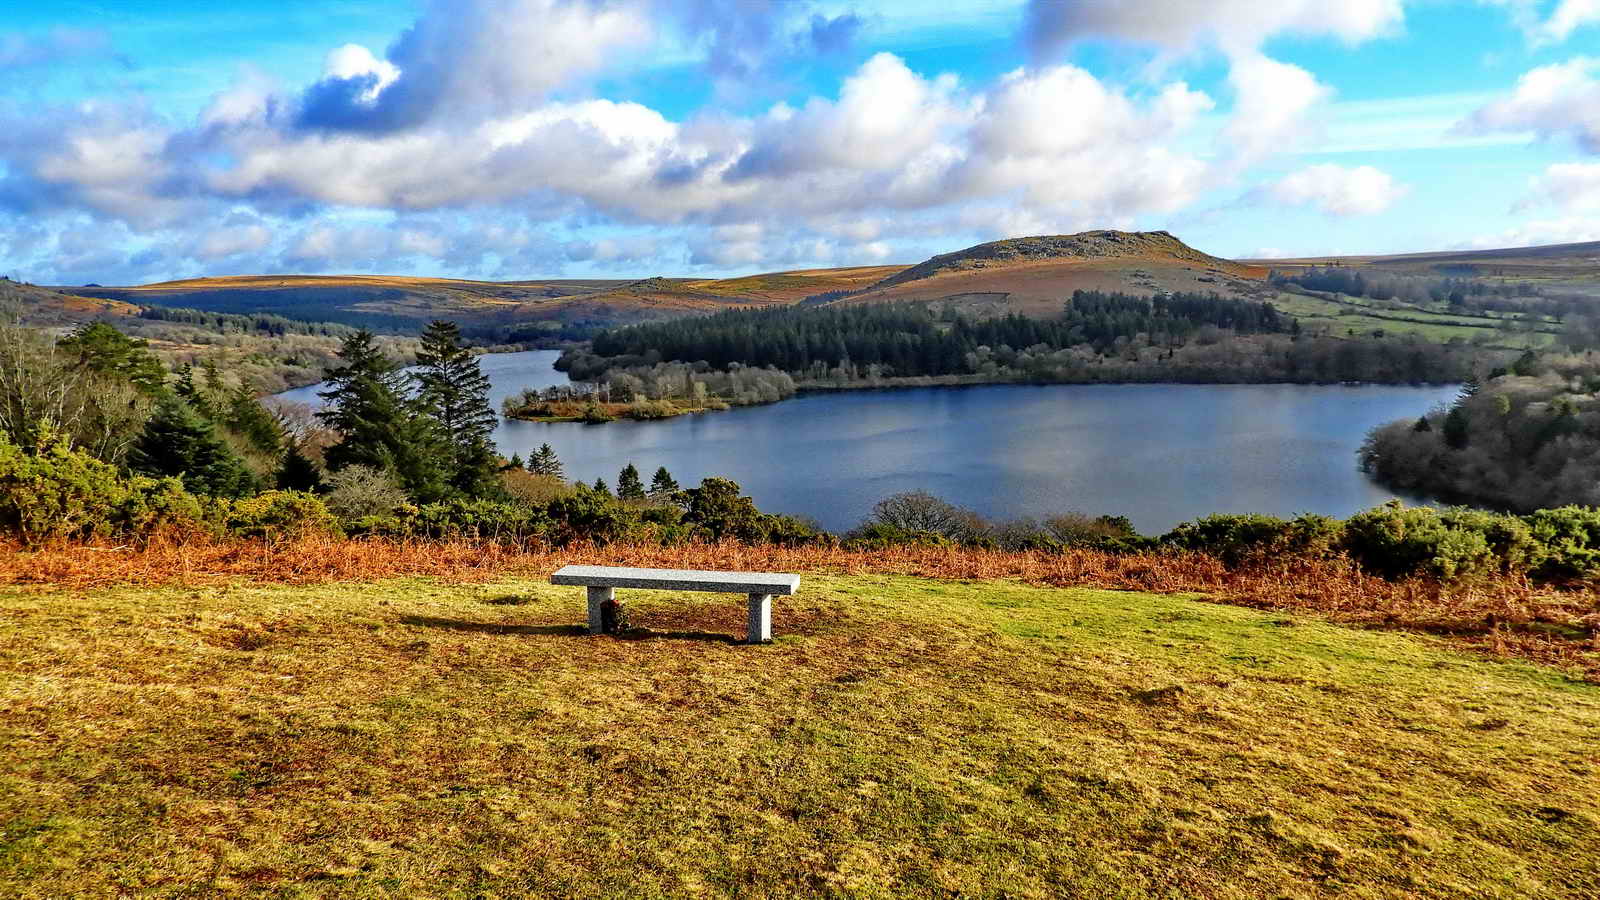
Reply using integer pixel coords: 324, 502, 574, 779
273, 349, 1457, 535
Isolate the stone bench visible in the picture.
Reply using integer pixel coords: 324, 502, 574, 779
550, 564, 801, 643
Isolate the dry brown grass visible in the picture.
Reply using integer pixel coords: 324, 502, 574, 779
6, 536, 1598, 679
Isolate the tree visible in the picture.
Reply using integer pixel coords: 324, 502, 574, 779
56, 323, 166, 397
593, 477, 611, 496
648, 466, 679, 498
683, 477, 764, 540
413, 320, 498, 496
503, 453, 524, 471
318, 330, 446, 502
1412, 416, 1432, 433
221, 383, 283, 456
128, 397, 256, 498
1443, 405, 1470, 450
276, 440, 325, 493
617, 463, 645, 501
530, 443, 563, 479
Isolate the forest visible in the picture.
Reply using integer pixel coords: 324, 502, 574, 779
1361, 349, 1600, 511
561, 290, 1489, 388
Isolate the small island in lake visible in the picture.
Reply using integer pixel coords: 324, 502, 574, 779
501, 362, 795, 422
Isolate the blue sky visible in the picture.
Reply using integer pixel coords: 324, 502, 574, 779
2, 0, 1599, 284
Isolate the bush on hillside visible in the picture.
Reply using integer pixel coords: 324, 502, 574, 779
225, 491, 339, 541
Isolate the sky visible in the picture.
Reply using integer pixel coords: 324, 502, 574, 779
2, 0, 1599, 285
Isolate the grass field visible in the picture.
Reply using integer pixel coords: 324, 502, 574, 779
1268, 291, 1558, 349
4, 571, 1598, 897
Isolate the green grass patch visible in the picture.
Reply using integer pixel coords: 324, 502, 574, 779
2, 575, 1597, 897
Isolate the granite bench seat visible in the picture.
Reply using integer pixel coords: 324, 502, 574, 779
550, 564, 800, 643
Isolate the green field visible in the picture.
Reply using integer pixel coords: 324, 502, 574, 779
4, 575, 1598, 897
1270, 290, 1559, 349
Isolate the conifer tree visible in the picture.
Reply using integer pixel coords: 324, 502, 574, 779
56, 323, 166, 397
503, 453, 524, 471
222, 382, 284, 455
530, 443, 563, 479
318, 330, 447, 502
128, 397, 256, 497
275, 440, 325, 492
648, 466, 679, 497
414, 320, 498, 496
617, 463, 645, 501
593, 477, 610, 496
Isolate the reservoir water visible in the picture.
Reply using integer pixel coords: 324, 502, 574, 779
273, 350, 1456, 535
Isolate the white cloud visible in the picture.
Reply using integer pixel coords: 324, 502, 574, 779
1544, 0, 1600, 40
1223, 53, 1333, 165
1260, 164, 1409, 216
1518, 161, 1600, 211
1462, 216, 1600, 249
190, 222, 272, 260
322, 44, 399, 102
1462, 57, 1600, 152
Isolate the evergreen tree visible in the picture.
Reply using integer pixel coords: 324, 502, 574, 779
128, 397, 256, 497
276, 440, 325, 492
648, 466, 679, 497
413, 320, 499, 496
57, 323, 166, 397
529, 443, 563, 479
1443, 405, 1470, 450
593, 477, 610, 496
502, 452, 524, 471
1458, 375, 1482, 401
617, 463, 645, 500
221, 382, 283, 455
1412, 416, 1432, 433
318, 330, 447, 502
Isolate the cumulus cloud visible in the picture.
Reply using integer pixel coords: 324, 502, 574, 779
1258, 164, 1408, 216
1022, 0, 1403, 58
1223, 52, 1332, 165
1517, 161, 1600, 211
1461, 57, 1600, 152
1544, 0, 1600, 40
294, 0, 650, 133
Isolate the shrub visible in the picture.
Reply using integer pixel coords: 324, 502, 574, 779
323, 465, 409, 523
842, 522, 954, 551
1340, 504, 1495, 580
501, 469, 572, 506
226, 490, 339, 541
1524, 506, 1600, 580
0, 433, 135, 544
1161, 514, 1293, 566
412, 499, 548, 541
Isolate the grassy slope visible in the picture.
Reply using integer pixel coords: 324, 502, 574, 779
3, 574, 1597, 897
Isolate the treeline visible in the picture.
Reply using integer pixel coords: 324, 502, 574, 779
1271, 266, 1541, 307
136, 306, 359, 338
1361, 350, 1600, 511
581, 292, 1290, 377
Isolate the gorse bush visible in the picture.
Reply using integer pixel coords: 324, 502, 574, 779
0, 432, 201, 544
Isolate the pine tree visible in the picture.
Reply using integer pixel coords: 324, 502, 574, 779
503, 453, 524, 471
593, 477, 610, 496
530, 443, 563, 479
276, 440, 325, 492
648, 466, 679, 497
56, 323, 166, 397
413, 320, 499, 497
617, 463, 645, 501
128, 397, 256, 497
222, 382, 283, 455
318, 330, 447, 502
1443, 405, 1470, 450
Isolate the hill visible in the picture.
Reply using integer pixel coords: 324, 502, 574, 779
0, 278, 138, 325
68, 268, 906, 336
3, 565, 1596, 896
835, 230, 1269, 318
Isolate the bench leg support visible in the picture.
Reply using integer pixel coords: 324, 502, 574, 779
747, 593, 773, 644
586, 586, 613, 635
